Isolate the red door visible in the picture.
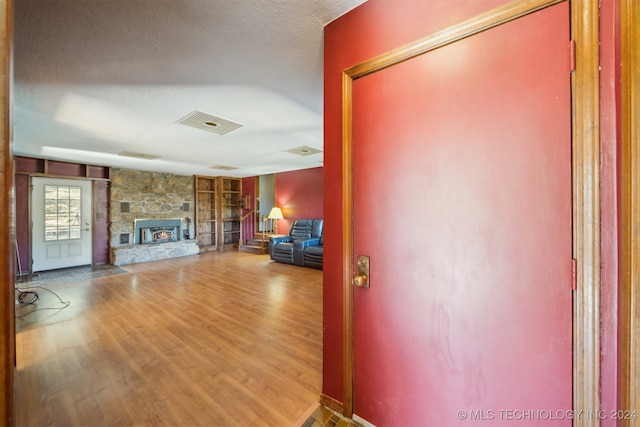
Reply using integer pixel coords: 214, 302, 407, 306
352, 3, 571, 426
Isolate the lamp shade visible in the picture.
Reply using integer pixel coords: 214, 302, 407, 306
267, 207, 284, 220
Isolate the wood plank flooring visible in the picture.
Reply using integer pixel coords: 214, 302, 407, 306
15, 251, 323, 426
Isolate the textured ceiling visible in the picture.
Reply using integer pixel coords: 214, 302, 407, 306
13, 0, 367, 177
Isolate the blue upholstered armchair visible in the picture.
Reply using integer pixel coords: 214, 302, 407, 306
269, 219, 323, 266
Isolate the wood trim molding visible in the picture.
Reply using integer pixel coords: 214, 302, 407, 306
320, 393, 345, 415
570, 1, 601, 426
343, 0, 564, 78
341, 0, 600, 421
0, 1, 14, 425
14, 171, 110, 181
341, 70, 354, 417
15, 157, 111, 181
620, 0, 639, 424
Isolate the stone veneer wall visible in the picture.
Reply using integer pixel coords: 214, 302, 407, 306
109, 168, 195, 250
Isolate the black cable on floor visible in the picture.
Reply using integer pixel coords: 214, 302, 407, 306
15, 286, 70, 319
17, 289, 39, 304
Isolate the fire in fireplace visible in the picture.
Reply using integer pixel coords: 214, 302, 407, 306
134, 218, 182, 244
142, 226, 176, 244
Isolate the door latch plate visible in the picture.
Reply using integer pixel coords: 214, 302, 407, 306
353, 255, 370, 288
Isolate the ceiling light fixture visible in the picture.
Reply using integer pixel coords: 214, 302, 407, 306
285, 146, 322, 156
209, 165, 238, 171
118, 151, 160, 160
176, 110, 243, 136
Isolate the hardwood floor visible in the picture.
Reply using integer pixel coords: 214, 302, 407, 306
15, 251, 323, 426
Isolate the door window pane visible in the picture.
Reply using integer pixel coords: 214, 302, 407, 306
44, 185, 83, 241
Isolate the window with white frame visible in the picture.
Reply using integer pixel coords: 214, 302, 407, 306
44, 185, 82, 241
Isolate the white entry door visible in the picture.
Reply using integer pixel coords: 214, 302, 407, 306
32, 177, 93, 272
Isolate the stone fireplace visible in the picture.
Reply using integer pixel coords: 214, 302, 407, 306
112, 215, 198, 266
109, 169, 199, 265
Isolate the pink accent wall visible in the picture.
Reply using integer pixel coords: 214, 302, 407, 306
275, 167, 323, 235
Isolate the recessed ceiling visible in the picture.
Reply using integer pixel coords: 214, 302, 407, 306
12, 0, 368, 178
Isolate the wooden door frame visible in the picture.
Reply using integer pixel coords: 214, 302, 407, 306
620, 0, 639, 424
0, 1, 13, 425
340, 0, 601, 423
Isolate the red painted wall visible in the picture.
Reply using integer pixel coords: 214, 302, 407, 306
213, 171, 321, 241
323, 0, 620, 414
323, 0, 510, 404
274, 167, 323, 235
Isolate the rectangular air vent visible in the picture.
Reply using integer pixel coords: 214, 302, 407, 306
177, 110, 244, 136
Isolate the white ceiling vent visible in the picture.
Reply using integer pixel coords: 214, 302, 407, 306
119, 151, 160, 160
286, 146, 322, 156
176, 110, 244, 135
210, 165, 238, 171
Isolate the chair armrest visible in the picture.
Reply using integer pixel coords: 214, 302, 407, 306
270, 235, 292, 245
293, 237, 321, 266
293, 237, 321, 250
269, 235, 292, 260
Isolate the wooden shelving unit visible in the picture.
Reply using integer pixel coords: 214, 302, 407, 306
194, 176, 217, 251
219, 177, 242, 250
194, 176, 242, 251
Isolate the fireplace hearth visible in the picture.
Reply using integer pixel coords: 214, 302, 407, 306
134, 218, 182, 244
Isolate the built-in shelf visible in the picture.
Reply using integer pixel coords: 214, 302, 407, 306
15, 156, 111, 180
194, 176, 242, 251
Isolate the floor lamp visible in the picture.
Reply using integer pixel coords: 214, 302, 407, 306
267, 207, 284, 235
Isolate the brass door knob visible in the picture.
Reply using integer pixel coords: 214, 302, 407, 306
353, 275, 368, 287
